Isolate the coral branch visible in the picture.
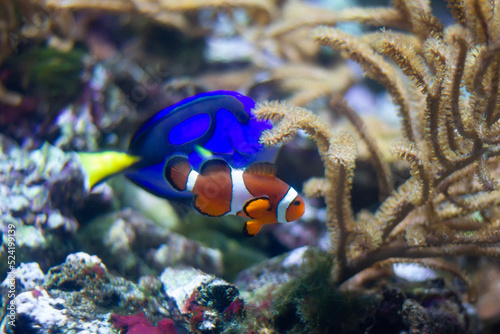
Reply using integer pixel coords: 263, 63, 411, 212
330, 96, 393, 201
257, 0, 500, 289
312, 26, 416, 142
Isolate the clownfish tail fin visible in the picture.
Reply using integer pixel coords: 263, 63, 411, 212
164, 155, 193, 191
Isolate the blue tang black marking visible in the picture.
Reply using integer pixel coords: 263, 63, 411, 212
125, 90, 274, 199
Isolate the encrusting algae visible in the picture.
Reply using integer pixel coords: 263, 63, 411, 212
255, 0, 500, 287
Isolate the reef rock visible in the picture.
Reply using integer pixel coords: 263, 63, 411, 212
1, 262, 45, 293
2, 252, 180, 333
234, 246, 481, 333
234, 245, 312, 305
78, 208, 223, 277
2, 251, 249, 333
161, 267, 244, 333
0, 136, 91, 271
16, 289, 68, 331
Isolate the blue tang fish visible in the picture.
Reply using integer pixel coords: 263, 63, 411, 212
78, 90, 274, 199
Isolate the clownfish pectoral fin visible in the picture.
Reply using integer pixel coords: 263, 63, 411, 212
77, 151, 140, 190
199, 158, 230, 176
192, 194, 229, 217
164, 155, 192, 191
243, 220, 264, 237
242, 197, 271, 219
244, 162, 277, 177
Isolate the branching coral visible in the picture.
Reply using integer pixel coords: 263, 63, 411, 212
42, 0, 277, 35
269, 63, 356, 106
254, 0, 500, 284
252, 0, 410, 63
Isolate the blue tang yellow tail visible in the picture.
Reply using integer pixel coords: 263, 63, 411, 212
78, 90, 274, 199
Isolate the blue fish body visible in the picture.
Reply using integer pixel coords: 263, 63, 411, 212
125, 90, 274, 199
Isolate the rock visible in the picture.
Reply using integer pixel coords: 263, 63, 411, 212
46, 210, 77, 232
3, 252, 179, 333
1, 262, 45, 292
78, 209, 224, 277
234, 245, 311, 305
161, 267, 243, 333
16, 289, 68, 329
54, 104, 100, 151
17, 224, 46, 248
0, 138, 94, 271
148, 236, 223, 276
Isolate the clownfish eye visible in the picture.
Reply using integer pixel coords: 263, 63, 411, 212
285, 195, 305, 222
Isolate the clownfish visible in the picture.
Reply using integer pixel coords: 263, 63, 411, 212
77, 91, 276, 199
164, 155, 305, 236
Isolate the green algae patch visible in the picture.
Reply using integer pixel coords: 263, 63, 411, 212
272, 250, 376, 333
3, 46, 86, 106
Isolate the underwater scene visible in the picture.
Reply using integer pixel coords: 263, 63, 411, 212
3, 0, 500, 333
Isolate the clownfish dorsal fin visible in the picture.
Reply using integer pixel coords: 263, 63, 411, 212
199, 158, 230, 176
244, 162, 277, 177
243, 197, 271, 219
164, 155, 192, 191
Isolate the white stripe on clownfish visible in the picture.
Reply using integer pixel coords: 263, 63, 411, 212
186, 170, 199, 191
277, 187, 298, 223
230, 168, 252, 215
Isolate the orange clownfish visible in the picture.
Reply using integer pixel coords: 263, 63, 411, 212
164, 156, 305, 237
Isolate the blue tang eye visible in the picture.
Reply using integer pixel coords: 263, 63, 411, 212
125, 90, 274, 199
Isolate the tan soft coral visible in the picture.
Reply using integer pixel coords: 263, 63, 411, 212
43, 0, 276, 34
254, 0, 500, 285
